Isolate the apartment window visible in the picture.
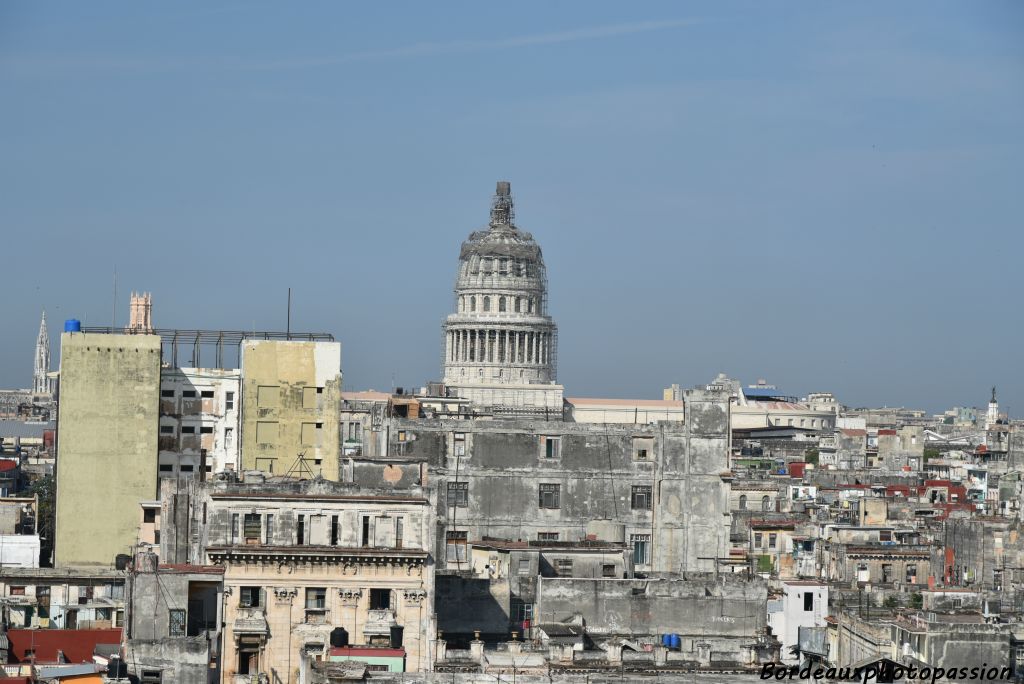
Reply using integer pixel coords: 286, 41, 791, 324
182, 390, 197, 399
201, 390, 214, 399
511, 599, 533, 623
257, 385, 279, 408
398, 430, 407, 442
754, 533, 763, 547
161, 389, 175, 398
181, 426, 195, 434
361, 516, 371, 547
169, 609, 186, 637
256, 421, 278, 445
631, 485, 653, 511
302, 386, 321, 409
200, 426, 213, 434
518, 558, 531, 576
9, 586, 25, 596
446, 531, 468, 562
448, 482, 469, 507
907, 565, 917, 584
143, 509, 156, 524
305, 588, 326, 610
369, 588, 391, 610
453, 432, 466, 457
225, 427, 234, 448
96, 607, 112, 622
141, 670, 163, 684
555, 558, 573, 576
539, 484, 560, 509
879, 530, 892, 542
243, 514, 261, 543
603, 564, 616, 578
631, 534, 651, 565
159, 464, 173, 473
769, 533, 777, 549
160, 425, 174, 434
537, 532, 560, 542
803, 592, 814, 612
541, 436, 560, 459
231, 514, 239, 544
240, 586, 263, 608
330, 515, 339, 546
225, 391, 234, 410
180, 464, 194, 472
264, 514, 274, 544
297, 515, 305, 545
633, 436, 654, 461
395, 517, 404, 549
762, 496, 771, 512
738, 495, 747, 510
882, 564, 894, 583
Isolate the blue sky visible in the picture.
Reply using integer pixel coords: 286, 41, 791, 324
2, 2, 1022, 414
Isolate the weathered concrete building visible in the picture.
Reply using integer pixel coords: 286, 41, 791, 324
240, 340, 343, 479
55, 330, 161, 567
161, 475, 436, 682
441, 182, 564, 413
0, 566, 125, 629
125, 556, 224, 684
159, 367, 241, 477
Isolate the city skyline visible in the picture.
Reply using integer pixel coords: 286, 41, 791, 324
2, 2, 1022, 414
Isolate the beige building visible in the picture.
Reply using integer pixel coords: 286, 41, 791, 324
163, 476, 435, 682
240, 340, 342, 479
55, 331, 161, 568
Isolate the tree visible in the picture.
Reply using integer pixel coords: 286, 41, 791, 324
804, 448, 819, 466
923, 448, 940, 462
26, 474, 55, 567
910, 592, 923, 609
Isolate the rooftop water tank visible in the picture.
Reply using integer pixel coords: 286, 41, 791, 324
64, 319, 81, 333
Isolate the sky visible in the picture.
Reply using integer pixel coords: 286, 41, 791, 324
1, 2, 1022, 415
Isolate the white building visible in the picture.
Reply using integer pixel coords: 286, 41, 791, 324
767, 580, 828, 663
158, 367, 241, 476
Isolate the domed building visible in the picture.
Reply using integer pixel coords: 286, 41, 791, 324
442, 181, 563, 412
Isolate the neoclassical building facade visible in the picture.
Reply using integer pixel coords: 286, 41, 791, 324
442, 181, 563, 411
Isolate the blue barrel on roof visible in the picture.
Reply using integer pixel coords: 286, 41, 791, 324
669, 634, 681, 649
661, 634, 671, 647
64, 319, 81, 333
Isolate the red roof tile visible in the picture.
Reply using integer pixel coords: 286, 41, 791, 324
6, 629, 122, 664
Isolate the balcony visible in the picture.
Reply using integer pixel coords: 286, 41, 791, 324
363, 609, 398, 637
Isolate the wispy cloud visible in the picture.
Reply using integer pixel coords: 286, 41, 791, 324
246, 18, 701, 70
2, 18, 701, 74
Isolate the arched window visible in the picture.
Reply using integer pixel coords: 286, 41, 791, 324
739, 495, 747, 510
761, 496, 771, 512
515, 297, 522, 313
483, 297, 491, 312
528, 299, 535, 313
469, 296, 476, 312
499, 297, 506, 312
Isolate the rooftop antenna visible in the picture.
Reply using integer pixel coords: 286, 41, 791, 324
287, 287, 291, 340
112, 266, 117, 328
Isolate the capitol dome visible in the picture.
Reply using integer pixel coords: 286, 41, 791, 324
442, 182, 562, 410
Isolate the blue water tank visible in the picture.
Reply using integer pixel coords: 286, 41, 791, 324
661, 634, 671, 647
669, 633, 681, 650
64, 319, 81, 333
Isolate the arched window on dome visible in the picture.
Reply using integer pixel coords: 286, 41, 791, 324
481, 258, 491, 273
528, 298, 535, 314
469, 296, 476, 312
483, 297, 491, 312
499, 259, 508, 273
499, 297, 506, 312
515, 297, 522, 313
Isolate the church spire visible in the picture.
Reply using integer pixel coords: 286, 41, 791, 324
32, 310, 51, 395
